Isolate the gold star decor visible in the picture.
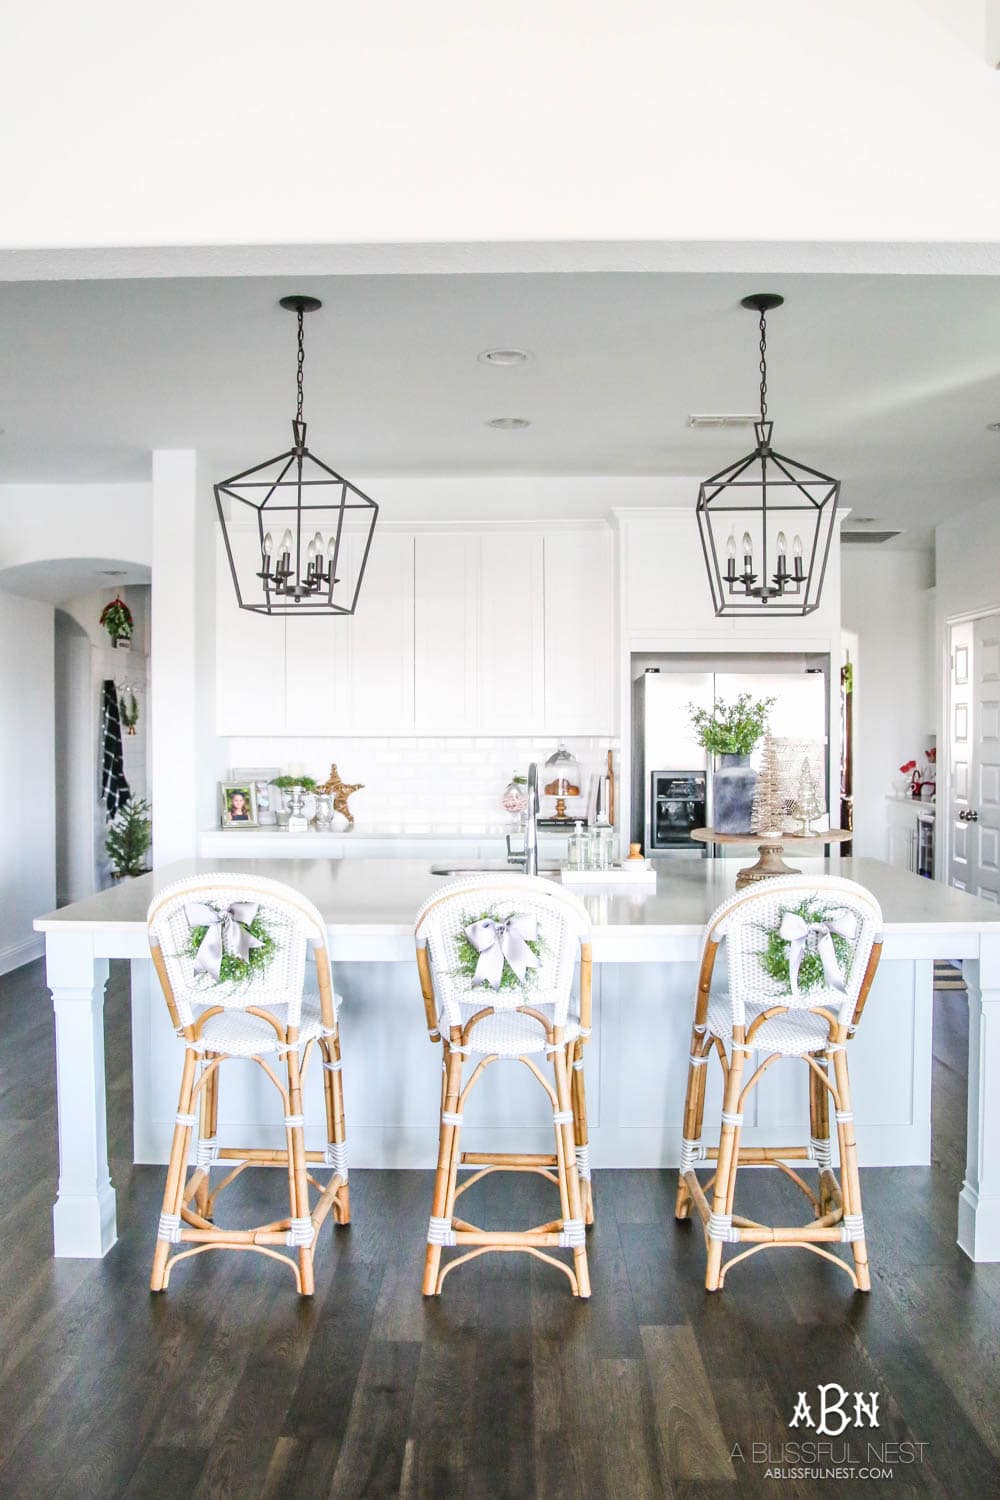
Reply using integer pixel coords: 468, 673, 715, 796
316, 764, 365, 825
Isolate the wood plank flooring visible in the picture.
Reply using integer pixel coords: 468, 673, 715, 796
1, 958, 998, 1497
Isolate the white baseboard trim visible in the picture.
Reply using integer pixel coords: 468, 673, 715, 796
0, 934, 45, 977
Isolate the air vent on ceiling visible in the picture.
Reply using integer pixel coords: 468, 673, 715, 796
841, 530, 901, 545
687, 413, 758, 428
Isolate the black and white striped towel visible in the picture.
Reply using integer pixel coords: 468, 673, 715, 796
101, 678, 131, 818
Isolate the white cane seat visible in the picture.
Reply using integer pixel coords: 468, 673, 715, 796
196, 994, 344, 1059
459, 1006, 583, 1058
706, 995, 834, 1058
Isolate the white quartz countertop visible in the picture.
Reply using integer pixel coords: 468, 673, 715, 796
35, 856, 1000, 939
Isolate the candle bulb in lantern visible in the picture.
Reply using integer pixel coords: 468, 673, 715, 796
793, 533, 804, 580
742, 530, 754, 575
776, 531, 788, 579
725, 532, 737, 583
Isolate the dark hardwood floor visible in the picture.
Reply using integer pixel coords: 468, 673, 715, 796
1, 959, 998, 1498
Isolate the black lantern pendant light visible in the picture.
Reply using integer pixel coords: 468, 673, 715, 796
696, 293, 839, 616
215, 295, 379, 615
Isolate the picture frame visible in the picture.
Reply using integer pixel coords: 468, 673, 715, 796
219, 780, 259, 829
229, 766, 281, 824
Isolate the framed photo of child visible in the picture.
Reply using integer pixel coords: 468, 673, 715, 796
219, 781, 259, 829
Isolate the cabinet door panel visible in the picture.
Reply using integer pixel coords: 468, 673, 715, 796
344, 531, 415, 731
414, 534, 478, 731
543, 530, 613, 734
624, 515, 723, 636
479, 532, 545, 732
285, 613, 349, 733
215, 527, 286, 734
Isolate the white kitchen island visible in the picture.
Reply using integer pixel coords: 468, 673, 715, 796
35, 855, 1000, 1263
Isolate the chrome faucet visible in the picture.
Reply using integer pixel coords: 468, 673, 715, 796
524, 762, 539, 876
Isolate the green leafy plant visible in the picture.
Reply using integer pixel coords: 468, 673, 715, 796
454, 909, 545, 994
758, 898, 853, 995
105, 797, 151, 879
186, 910, 276, 986
688, 693, 775, 755
118, 690, 139, 733
270, 774, 317, 792
99, 596, 133, 645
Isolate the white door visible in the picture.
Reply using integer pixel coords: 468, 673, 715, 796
973, 615, 1000, 902
948, 620, 974, 891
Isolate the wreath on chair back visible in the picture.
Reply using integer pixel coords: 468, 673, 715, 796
758, 897, 855, 998
183, 899, 276, 987
453, 909, 545, 993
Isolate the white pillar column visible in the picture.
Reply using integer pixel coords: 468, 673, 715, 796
151, 451, 218, 865
960, 932, 1000, 1260
47, 931, 116, 1256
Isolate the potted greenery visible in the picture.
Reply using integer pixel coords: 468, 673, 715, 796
99, 596, 134, 649
106, 798, 152, 880
688, 694, 774, 834
270, 773, 317, 829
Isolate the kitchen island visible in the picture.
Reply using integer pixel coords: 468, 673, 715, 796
35, 856, 1000, 1262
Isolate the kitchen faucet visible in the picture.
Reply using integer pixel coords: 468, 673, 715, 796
524, 762, 539, 876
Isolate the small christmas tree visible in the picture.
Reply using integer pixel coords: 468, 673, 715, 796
793, 758, 823, 835
751, 733, 784, 835
106, 798, 152, 879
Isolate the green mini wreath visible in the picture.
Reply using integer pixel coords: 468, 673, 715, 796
454, 908, 545, 994
758, 898, 853, 996
186, 910, 277, 986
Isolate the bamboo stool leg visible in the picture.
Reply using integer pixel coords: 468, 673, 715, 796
423, 1044, 464, 1296
151, 1047, 199, 1292
284, 1040, 315, 1297
569, 1037, 594, 1226
705, 1044, 746, 1292
553, 1042, 590, 1298
675, 1035, 710, 1219
321, 1033, 351, 1226
195, 1051, 219, 1220
808, 1052, 835, 1215
832, 1048, 870, 1292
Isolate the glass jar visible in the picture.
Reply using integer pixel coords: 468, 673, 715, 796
543, 743, 583, 822
567, 820, 586, 869
501, 771, 528, 820
586, 826, 606, 871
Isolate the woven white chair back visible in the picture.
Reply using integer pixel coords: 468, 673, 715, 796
415, 875, 591, 1030
147, 871, 330, 1028
703, 874, 883, 1030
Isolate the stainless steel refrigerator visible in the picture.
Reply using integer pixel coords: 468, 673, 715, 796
631, 663, 829, 855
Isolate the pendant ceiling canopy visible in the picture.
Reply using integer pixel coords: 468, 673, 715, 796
215, 295, 379, 616
696, 293, 839, 617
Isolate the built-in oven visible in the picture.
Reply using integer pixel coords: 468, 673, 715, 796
650, 771, 706, 850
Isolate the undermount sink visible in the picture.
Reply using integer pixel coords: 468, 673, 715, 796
429, 859, 561, 877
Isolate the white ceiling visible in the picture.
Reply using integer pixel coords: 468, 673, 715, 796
2, 270, 1000, 539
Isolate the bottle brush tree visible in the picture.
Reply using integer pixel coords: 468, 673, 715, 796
106, 797, 152, 879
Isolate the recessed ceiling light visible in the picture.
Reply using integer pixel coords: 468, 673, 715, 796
687, 413, 758, 429
98, 569, 128, 577
988, 421, 1000, 432
850, 516, 877, 525
486, 416, 531, 430
478, 349, 530, 366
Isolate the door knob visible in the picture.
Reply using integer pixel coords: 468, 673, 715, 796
970, 810, 980, 822
959, 809, 968, 820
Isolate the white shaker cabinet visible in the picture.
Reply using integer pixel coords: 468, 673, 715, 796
414, 533, 479, 732
543, 529, 613, 734
620, 511, 723, 638
343, 531, 415, 731
215, 528, 287, 734
478, 532, 545, 732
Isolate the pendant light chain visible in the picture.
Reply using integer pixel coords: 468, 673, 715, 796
758, 308, 768, 424
295, 307, 306, 425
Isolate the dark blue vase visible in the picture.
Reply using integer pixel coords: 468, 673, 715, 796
713, 753, 757, 834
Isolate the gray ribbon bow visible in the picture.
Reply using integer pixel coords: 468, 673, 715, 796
185, 900, 263, 982
778, 910, 855, 998
464, 913, 540, 990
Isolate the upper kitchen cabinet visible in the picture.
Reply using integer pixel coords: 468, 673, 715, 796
478, 532, 545, 733
343, 530, 415, 731
619, 510, 725, 639
543, 529, 614, 734
215, 527, 287, 734
414, 532, 478, 732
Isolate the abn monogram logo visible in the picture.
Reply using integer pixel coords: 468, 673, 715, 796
790, 1384, 880, 1437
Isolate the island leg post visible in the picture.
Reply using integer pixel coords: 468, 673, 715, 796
46, 931, 117, 1257
959, 936, 1000, 1262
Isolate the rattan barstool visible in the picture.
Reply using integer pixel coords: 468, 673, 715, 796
414, 875, 594, 1297
675, 874, 883, 1291
147, 872, 350, 1295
